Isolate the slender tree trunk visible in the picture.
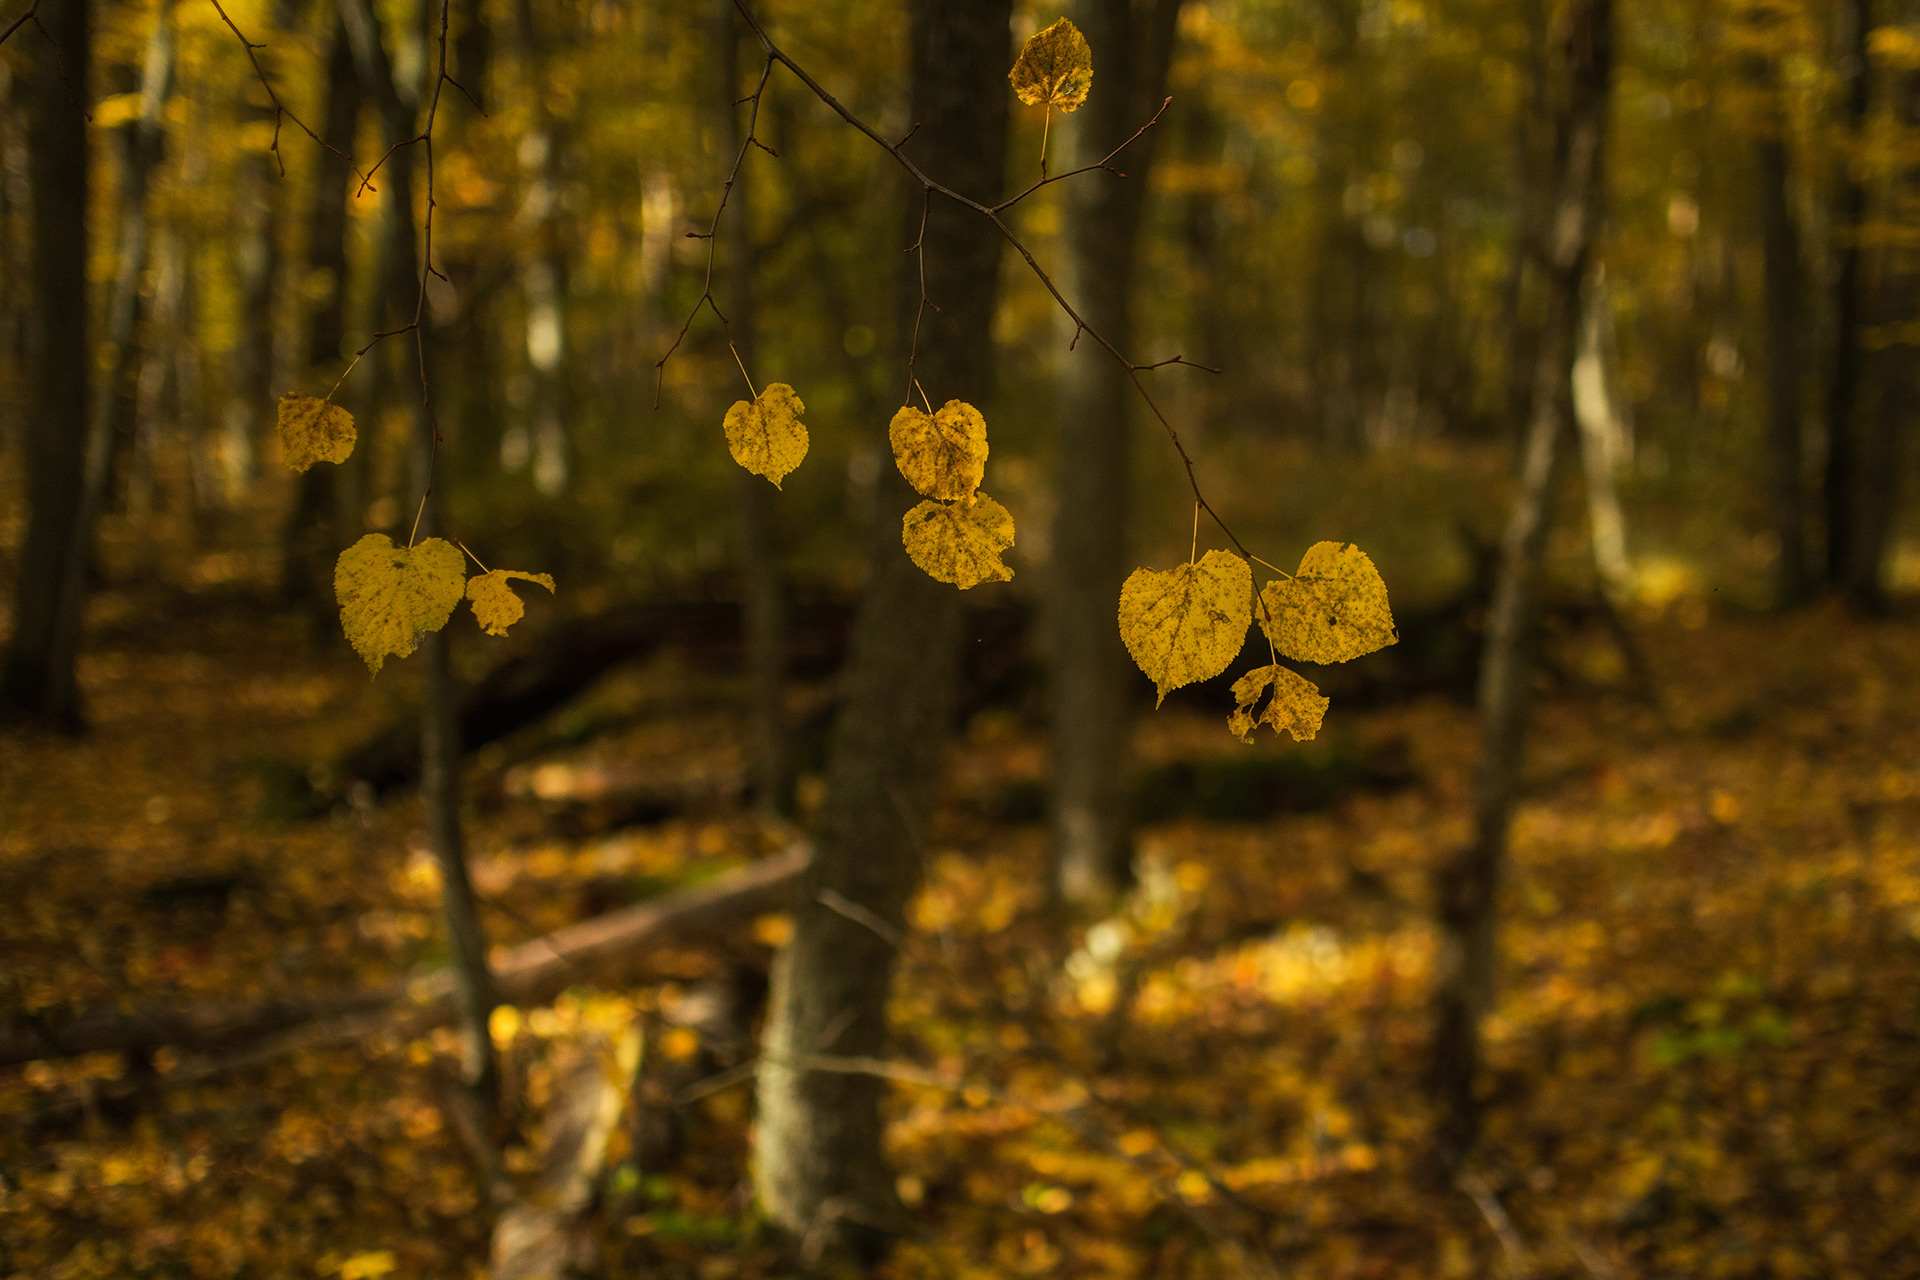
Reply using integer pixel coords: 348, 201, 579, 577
512, 0, 571, 495
1755, 84, 1809, 607
340, 0, 499, 1120
1049, 0, 1183, 908
0, 0, 91, 729
1570, 263, 1630, 597
282, 14, 362, 621
1429, 0, 1611, 1163
719, 0, 790, 819
224, 106, 279, 496
1848, 3, 1920, 609
91, 7, 173, 521
1825, 0, 1870, 586
752, 0, 1011, 1260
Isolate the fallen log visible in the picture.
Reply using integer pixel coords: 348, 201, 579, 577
0, 847, 807, 1068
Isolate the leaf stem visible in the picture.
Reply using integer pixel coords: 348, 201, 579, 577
729, 340, 758, 399
1039, 105, 1050, 177
1190, 501, 1200, 564
453, 538, 490, 573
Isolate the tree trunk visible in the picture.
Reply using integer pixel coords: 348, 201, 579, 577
281, 13, 363, 623
718, 0, 791, 819
1570, 263, 1630, 598
1756, 92, 1809, 607
90, 6, 173, 523
0, 0, 91, 730
1429, 0, 1611, 1164
511, 0, 572, 496
340, 0, 499, 1120
1048, 0, 1182, 910
1848, 2, 1920, 609
1825, 0, 1870, 587
751, 0, 1011, 1260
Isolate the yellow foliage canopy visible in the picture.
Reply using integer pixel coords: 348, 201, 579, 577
902, 493, 1015, 589
466, 569, 556, 637
722, 382, 808, 488
276, 394, 356, 473
1259, 541, 1397, 664
1118, 550, 1251, 705
1010, 17, 1093, 112
333, 534, 466, 674
890, 400, 988, 501
1228, 664, 1329, 743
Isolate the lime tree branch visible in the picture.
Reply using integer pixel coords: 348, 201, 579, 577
723, 1, 1253, 563
654, 52, 779, 407
206, 0, 366, 180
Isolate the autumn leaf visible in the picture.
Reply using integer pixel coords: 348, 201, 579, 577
723, 382, 808, 487
1258, 541, 1397, 664
902, 493, 1015, 589
1119, 550, 1252, 706
1228, 664, 1330, 743
333, 534, 466, 675
276, 394, 356, 473
466, 569, 556, 637
1010, 17, 1093, 112
890, 400, 989, 501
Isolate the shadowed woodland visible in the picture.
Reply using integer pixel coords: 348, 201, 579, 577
1, 0, 1918, 1274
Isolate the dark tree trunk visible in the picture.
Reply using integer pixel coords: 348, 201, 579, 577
340, 0, 499, 1121
281, 14, 363, 622
1757, 116, 1809, 607
0, 0, 91, 730
719, 0, 791, 819
1825, 0, 1870, 586
752, 0, 1011, 1261
511, 0, 571, 494
1050, 0, 1183, 908
1849, 2, 1920, 609
1429, 0, 1611, 1164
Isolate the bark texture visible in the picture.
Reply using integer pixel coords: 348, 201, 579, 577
752, 0, 1011, 1260
1429, 0, 1612, 1163
1049, 0, 1183, 908
0, 0, 91, 729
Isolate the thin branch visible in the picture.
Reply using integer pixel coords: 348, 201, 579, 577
723, 1, 1255, 563
0, 0, 39, 49
205, 0, 366, 181
654, 52, 778, 407
993, 96, 1171, 213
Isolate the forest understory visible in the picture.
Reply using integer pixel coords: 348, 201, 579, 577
4, 566, 1917, 1280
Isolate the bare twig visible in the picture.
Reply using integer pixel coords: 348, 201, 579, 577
718, 2, 1256, 564
654, 52, 778, 407
205, 0, 365, 180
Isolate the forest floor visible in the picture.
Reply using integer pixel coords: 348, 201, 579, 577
2, 581, 1918, 1280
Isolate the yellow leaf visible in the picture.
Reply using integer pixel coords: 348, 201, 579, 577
277, 393, 355, 473
465, 568, 555, 637
337, 1252, 397, 1280
333, 534, 466, 675
1258, 541, 1397, 664
889, 400, 988, 501
723, 382, 808, 487
902, 492, 1015, 589
1228, 665, 1329, 743
1010, 17, 1093, 112
1119, 550, 1251, 706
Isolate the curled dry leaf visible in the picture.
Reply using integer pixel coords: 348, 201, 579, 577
1118, 550, 1252, 705
723, 382, 808, 487
466, 569, 556, 637
1009, 17, 1093, 112
333, 534, 467, 675
1258, 541, 1397, 664
889, 400, 988, 502
277, 394, 356, 473
1228, 665, 1330, 743
902, 492, 1015, 589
